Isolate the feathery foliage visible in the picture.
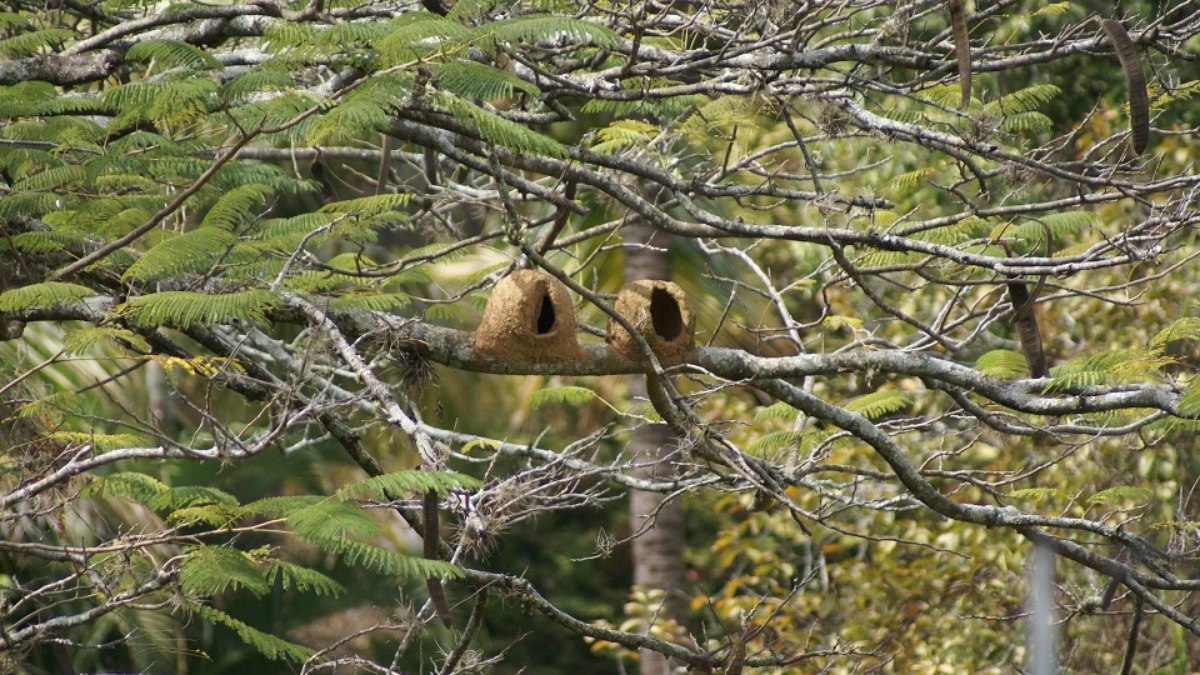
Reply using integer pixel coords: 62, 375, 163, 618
975, 349, 1029, 379
440, 93, 568, 157
188, 603, 314, 662
338, 470, 481, 500
433, 59, 542, 101
748, 430, 806, 453
0, 282, 92, 312
121, 227, 239, 282
126, 39, 221, 70
62, 326, 151, 355
118, 290, 279, 329
753, 401, 800, 422
82, 472, 170, 504
180, 546, 272, 597
842, 390, 911, 419
531, 385, 597, 408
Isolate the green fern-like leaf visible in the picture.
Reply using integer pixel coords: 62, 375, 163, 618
167, 503, 245, 526
1151, 80, 1200, 113
63, 326, 151, 355
623, 401, 663, 422
126, 39, 221, 70
0, 28, 75, 57
15, 390, 87, 422
260, 498, 462, 579
857, 249, 920, 268
580, 92, 705, 118
96, 206, 159, 237
7, 116, 103, 147
1087, 485, 1152, 507
218, 70, 297, 103
107, 130, 180, 154
0, 12, 29, 29
148, 485, 240, 512
916, 216, 990, 245
46, 431, 152, 451
1151, 317, 1200, 351
12, 163, 88, 191
891, 166, 938, 191
842, 389, 910, 419
38, 94, 106, 116
119, 290, 279, 329
752, 401, 799, 422
201, 183, 274, 231
1001, 111, 1053, 134
681, 95, 763, 139
0, 282, 94, 312
262, 559, 345, 597
323, 537, 463, 579
1031, 2, 1070, 17
484, 15, 620, 51
1176, 378, 1200, 416
921, 83, 963, 108
7, 230, 84, 254
285, 499, 382, 542
440, 94, 567, 157
338, 470, 481, 501
590, 119, 662, 154
446, 0, 501, 21
433, 59, 541, 101
180, 546, 270, 597
320, 193, 412, 217
122, 227, 238, 282
253, 212, 341, 251
1000, 210, 1096, 247
318, 21, 395, 47
0, 190, 63, 216
0, 81, 57, 118
531, 385, 597, 408
377, 12, 474, 64
305, 97, 391, 145
1047, 349, 1168, 389
748, 430, 805, 453
82, 471, 169, 504
1008, 487, 1060, 504
985, 84, 1062, 115
189, 603, 314, 662
325, 292, 412, 312
975, 349, 1028, 379
104, 75, 218, 129
242, 495, 323, 518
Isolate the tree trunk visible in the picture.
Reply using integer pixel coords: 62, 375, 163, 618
625, 218, 686, 675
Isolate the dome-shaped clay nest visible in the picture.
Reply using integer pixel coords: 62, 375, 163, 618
605, 280, 696, 366
473, 270, 583, 364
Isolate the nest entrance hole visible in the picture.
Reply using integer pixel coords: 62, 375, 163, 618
534, 289, 556, 335
650, 287, 683, 341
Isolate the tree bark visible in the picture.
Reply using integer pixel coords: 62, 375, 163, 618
625, 218, 686, 675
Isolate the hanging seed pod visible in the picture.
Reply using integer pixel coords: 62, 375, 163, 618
1006, 280, 1048, 378
1101, 18, 1149, 155
948, 0, 971, 108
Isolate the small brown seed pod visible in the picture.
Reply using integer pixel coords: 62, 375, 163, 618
1101, 18, 1149, 155
948, 0, 971, 108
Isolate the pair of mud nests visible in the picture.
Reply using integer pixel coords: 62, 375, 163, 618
472, 270, 695, 367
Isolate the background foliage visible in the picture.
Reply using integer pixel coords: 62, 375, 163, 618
3, 0, 1200, 672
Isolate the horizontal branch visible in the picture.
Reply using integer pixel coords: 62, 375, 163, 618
6, 297, 1191, 422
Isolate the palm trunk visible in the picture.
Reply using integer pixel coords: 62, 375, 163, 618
624, 218, 686, 675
